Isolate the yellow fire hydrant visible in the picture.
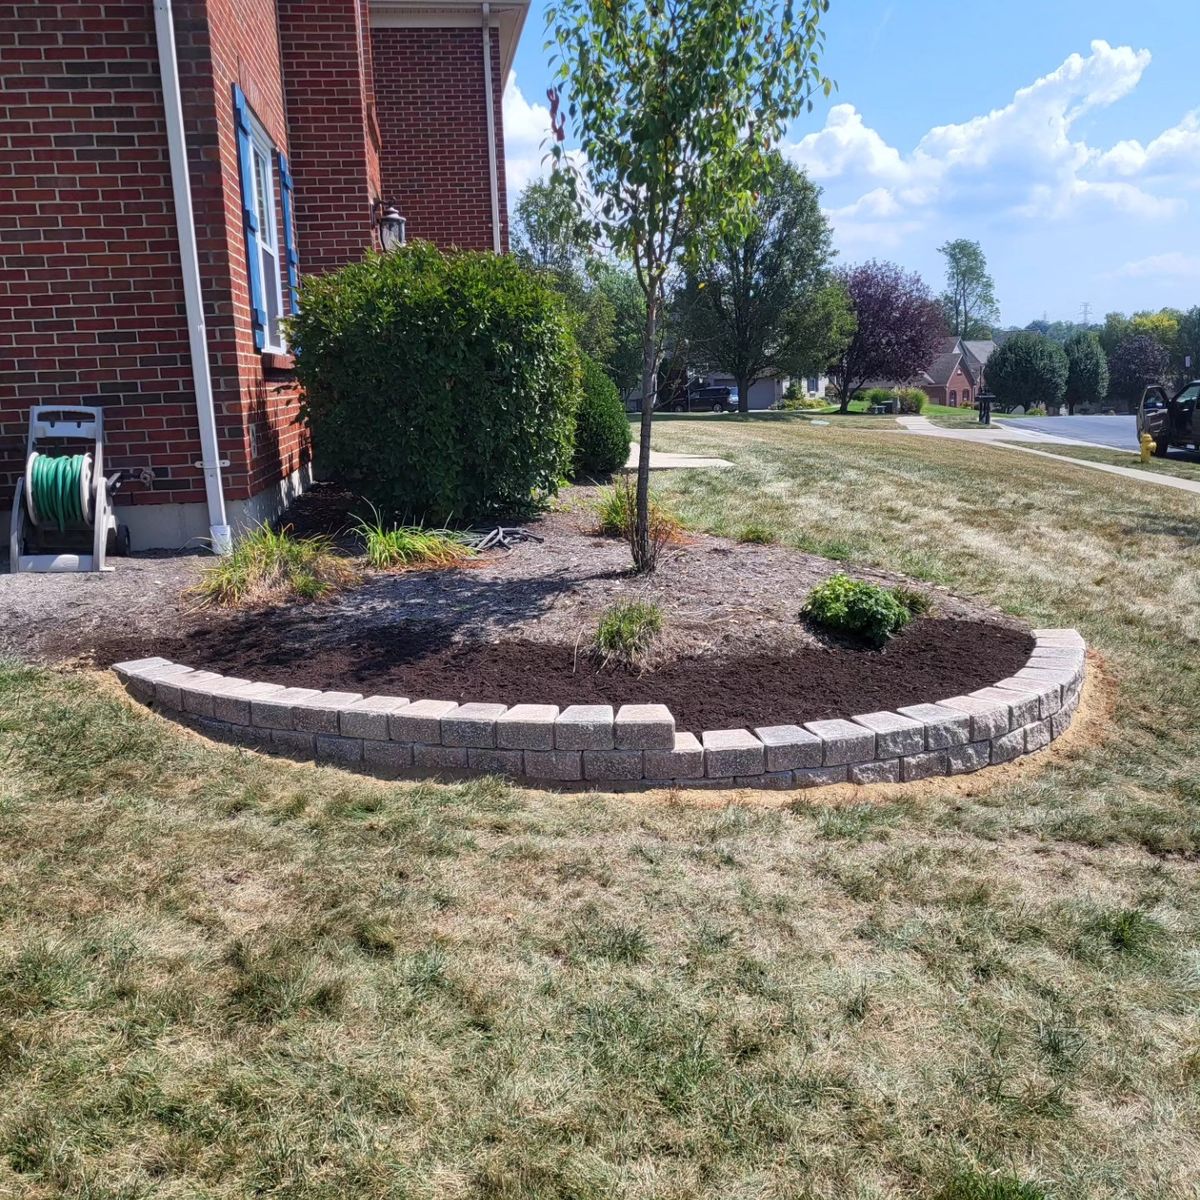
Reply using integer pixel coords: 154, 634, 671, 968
1140, 431, 1156, 463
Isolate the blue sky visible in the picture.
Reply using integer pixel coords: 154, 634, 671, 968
502, 0, 1200, 326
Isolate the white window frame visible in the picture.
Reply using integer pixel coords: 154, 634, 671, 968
247, 116, 286, 353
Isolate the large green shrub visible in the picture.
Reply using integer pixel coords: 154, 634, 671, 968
987, 332, 1068, 413
574, 354, 631, 475
895, 386, 927, 413
291, 243, 580, 523
801, 573, 913, 646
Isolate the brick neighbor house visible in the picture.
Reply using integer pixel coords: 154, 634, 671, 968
0, 0, 528, 550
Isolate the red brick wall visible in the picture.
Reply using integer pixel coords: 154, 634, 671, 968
0, 1, 207, 508
371, 24, 509, 252
278, 0, 380, 275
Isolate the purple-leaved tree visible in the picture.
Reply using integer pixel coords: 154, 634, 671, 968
828, 261, 945, 413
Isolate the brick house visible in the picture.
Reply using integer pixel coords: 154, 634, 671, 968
1, 0, 527, 550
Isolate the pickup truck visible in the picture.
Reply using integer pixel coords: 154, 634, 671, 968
1138, 380, 1200, 456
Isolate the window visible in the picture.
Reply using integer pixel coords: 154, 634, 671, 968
807, 376, 819, 395
949, 389, 957, 405
248, 130, 284, 351
963, 387, 971, 405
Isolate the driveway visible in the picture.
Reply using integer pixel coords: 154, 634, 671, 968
1002, 414, 1137, 450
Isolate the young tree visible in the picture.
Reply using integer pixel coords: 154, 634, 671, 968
548, 0, 833, 572
1108, 334, 1169, 408
1062, 331, 1108, 415
938, 239, 999, 338
987, 332, 1068, 412
828, 261, 945, 413
677, 154, 852, 414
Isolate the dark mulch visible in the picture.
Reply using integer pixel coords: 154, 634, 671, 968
94, 612, 1033, 731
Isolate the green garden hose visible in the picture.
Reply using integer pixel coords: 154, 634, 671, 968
28, 453, 90, 532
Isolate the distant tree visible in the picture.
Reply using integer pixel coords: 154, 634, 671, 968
1129, 308, 1181, 352
511, 174, 592, 274
1062, 331, 1109, 415
1108, 334, 1169, 408
678, 155, 852, 413
1177, 306, 1200, 380
1098, 312, 1132, 358
590, 261, 646, 400
828, 261, 945, 413
938, 238, 999, 338
1023, 318, 1087, 344
987, 332, 1068, 412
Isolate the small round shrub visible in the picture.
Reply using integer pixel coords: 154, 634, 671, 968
895, 386, 927, 414
574, 354, 631, 475
801, 573, 913, 646
859, 387, 895, 410
291, 242, 580, 523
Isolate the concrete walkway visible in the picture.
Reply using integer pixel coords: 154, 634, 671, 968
622, 448, 733, 471
896, 416, 1200, 499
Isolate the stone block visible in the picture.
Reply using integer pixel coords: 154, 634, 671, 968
803, 719, 875, 766
339, 696, 410, 740
1033, 628, 1084, 648
523, 750, 583, 781
850, 759, 900, 785
702, 729, 766, 778
643, 731, 704, 779
413, 743, 469, 771
315, 735, 364, 766
555, 705, 615, 751
900, 750, 948, 782
1025, 719, 1052, 753
753, 724, 823, 771
851, 711, 925, 757
968, 686, 1038, 729
614, 704, 675, 750
364, 739, 413, 775
466, 747, 524, 776
212, 682, 285, 726
113, 656, 175, 680
583, 750, 644, 780
896, 702, 972, 749
292, 691, 365, 734
180, 671, 237, 718
270, 728, 316, 759
792, 765, 849, 788
495, 704, 559, 750
947, 741, 991, 775
1051, 709, 1073, 740
390, 699, 459, 743
736, 771, 795, 789
442, 702, 507, 748
251, 687, 323, 730
939, 695, 1011, 740
990, 728, 1026, 764
153, 668, 197, 709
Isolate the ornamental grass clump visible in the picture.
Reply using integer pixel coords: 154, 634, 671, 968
801, 573, 914, 646
190, 525, 358, 608
595, 478, 682, 572
594, 600, 663, 671
351, 509, 475, 571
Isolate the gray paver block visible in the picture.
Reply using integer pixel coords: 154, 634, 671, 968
793, 765, 849, 788
390, 699, 459, 743
523, 750, 583, 781
850, 759, 900, 785
113, 656, 176, 679
315, 735, 364, 766
466, 747, 524, 776
851, 711, 925, 757
1025, 719, 1052, 753
737, 771, 795, 789
896, 702, 971, 749
212, 681, 285, 725
753, 725, 823, 771
900, 750, 948, 782
442, 702, 508, 748
968, 686, 1038, 729
1051, 709, 1073, 740
555, 705, 615, 750
643, 731, 704, 779
413, 743, 469, 771
583, 750, 645, 780
292, 691, 365, 734
990, 728, 1026, 764
364, 739, 413, 775
803, 719, 876, 766
153, 668, 197, 708
702, 728, 766, 777
270, 728, 316, 759
947, 741, 991, 775
251, 686, 323, 730
180, 671, 234, 718
495, 704, 559, 750
939, 695, 1011, 740
614, 704, 675, 750
1033, 628, 1084, 647
339, 696, 409, 740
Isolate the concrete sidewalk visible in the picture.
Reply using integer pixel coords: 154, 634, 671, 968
623, 448, 733, 471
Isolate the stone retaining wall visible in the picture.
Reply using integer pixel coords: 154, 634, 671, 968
112, 629, 1085, 790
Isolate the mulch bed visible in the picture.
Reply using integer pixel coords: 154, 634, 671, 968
93, 611, 1033, 731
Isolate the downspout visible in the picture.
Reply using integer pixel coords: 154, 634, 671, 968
152, 0, 232, 554
481, 3, 502, 253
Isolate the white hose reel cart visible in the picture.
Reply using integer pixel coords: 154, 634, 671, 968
9, 406, 131, 573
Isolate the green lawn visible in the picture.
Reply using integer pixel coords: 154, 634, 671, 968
1021, 441, 1200, 484
2, 419, 1199, 1198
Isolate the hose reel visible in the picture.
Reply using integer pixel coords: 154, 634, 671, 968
9, 407, 130, 573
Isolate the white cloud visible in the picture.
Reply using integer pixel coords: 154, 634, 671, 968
503, 74, 554, 201
1114, 252, 1200, 280
784, 40, 1195, 246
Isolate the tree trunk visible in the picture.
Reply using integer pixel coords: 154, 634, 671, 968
633, 292, 659, 573
838, 387, 851, 415
737, 373, 751, 416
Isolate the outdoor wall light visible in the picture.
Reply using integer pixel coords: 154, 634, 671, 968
378, 204, 406, 253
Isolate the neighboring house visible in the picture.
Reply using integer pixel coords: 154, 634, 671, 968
857, 337, 998, 406
0, 0, 527, 550
699, 371, 830, 409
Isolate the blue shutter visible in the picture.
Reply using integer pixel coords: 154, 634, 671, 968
277, 151, 300, 315
232, 85, 266, 351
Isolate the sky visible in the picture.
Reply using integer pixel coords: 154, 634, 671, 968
502, 0, 1200, 327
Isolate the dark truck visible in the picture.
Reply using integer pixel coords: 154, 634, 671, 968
1138, 380, 1200, 457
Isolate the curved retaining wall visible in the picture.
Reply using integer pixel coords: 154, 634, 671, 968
113, 629, 1085, 790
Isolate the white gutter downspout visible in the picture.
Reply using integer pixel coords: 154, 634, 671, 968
481, 3, 502, 253
153, 0, 232, 554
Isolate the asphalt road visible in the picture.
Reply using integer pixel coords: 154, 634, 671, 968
1003, 413, 1137, 450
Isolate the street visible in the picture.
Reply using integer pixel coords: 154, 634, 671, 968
1002, 413, 1137, 450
